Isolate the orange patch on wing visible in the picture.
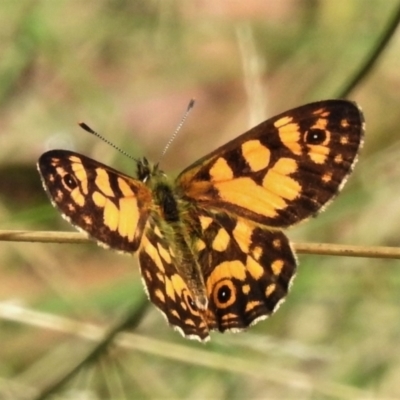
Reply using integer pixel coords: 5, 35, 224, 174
276, 122, 301, 155
271, 259, 284, 276
171, 310, 180, 319
144, 270, 152, 281
341, 118, 349, 128
157, 243, 172, 264
212, 228, 230, 252
311, 118, 328, 132
55, 189, 63, 201
69, 156, 81, 163
272, 157, 298, 175
196, 239, 206, 252
170, 274, 187, 296
242, 284, 251, 294
265, 283, 276, 297
322, 173, 332, 183
142, 236, 165, 272
103, 199, 119, 231
70, 188, 85, 207
117, 177, 135, 196
209, 157, 234, 181
199, 215, 213, 231
82, 215, 92, 225
273, 116, 293, 128
155, 289, 165, 303
245, 301, 262, 312
216, 177, 281, 217
55, 166, 65, 177
92, 191, 106, 207
95, 168, 114, 197
153, 226, 163, 237
232, 219, 253, 254
246, 256, 264, 280
184, 319, 196, 327
221, 313, 239, 321
312, 108, 330, 117
272, 239, 281, 249
241, 140, 271, 172
252, 246, 262, 261
308, 145, 330, 164
263, 158, 301, 202
118, 197, 139, 240
165, 277, 175, 300
71, 160, 88, 194
156, 272, 163, 282
334, 154, 343, 163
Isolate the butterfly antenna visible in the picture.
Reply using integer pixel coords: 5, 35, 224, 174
79, 122, 136, 161
160, 98, 195, 159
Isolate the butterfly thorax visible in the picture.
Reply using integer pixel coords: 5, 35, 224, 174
136, 158, 180, 222
136, 157, 208, 310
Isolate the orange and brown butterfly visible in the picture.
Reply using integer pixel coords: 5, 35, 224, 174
37, 100, 364, 342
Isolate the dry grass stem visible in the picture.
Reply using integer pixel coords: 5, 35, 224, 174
1, 229, 399, 259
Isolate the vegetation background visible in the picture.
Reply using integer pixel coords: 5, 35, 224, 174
1, 1, 400, 399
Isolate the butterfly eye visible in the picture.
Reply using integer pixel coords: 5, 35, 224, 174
304, 128, 326, 145
63, 174, 78, 190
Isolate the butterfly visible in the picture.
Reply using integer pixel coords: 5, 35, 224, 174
37, 100, 364, 341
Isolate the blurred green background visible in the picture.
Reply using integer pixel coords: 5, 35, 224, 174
1, 1, 400, 399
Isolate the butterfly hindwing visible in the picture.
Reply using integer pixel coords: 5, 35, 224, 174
177, 100, 364, 227
38, 150, 152, 252
191, 209, 296, 333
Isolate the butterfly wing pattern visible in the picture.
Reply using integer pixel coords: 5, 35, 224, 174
192, 210, 297, 334
38, 100, 364, 341
178, 100, 363, 227
38, 150, 152, 252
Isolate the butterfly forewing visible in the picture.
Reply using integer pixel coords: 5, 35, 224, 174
38, 150, 152, 252
177, 100, 364, 227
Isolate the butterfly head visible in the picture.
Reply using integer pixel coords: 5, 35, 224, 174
136, 157, 165, 183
